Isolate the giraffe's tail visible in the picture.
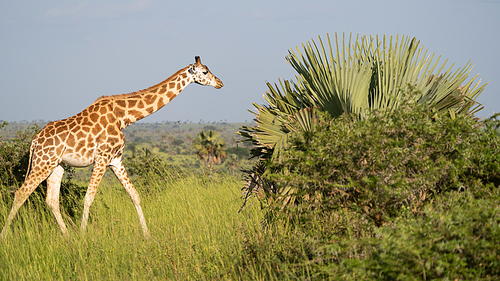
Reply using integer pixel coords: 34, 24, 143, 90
24, 140, 37, 180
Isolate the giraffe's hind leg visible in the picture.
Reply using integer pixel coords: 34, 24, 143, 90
46, 165, 68, 235
1, 164, 56, 238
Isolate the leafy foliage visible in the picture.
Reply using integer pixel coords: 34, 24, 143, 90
237, 99, 500, 280
124, 147, 187, 189
358, 186, 500, 280
238, 184, 500, 280
263, 97, 499, 226
192, 130, 227, 169
288, 33, 485, 118
238, 34, 487, 199
0, 122, 39, 189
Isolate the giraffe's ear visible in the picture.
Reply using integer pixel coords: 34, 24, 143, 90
194, 56, 201, 64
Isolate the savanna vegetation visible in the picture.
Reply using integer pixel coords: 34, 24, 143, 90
1, 33, 499, 280
0, 121, 254, 181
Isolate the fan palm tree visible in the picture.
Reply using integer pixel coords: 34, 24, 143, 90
238, 33, 487, 206
192, 130, 227, 170
240, 33, 486, 161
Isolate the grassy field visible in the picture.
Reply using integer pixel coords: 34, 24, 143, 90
2, 114, 499, 280
0, 174, 288, 280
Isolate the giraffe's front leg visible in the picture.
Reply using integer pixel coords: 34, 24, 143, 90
80, 158, 108, 234
109, 158, 150, 239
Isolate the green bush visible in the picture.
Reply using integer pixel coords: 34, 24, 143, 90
0, 122, 39, 190
358, 185, 500, 279
236, 100, 500, 279
124, 147, 188, 190
264, 99, 500, 228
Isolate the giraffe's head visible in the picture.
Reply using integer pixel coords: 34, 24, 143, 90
188, 56, 224, 89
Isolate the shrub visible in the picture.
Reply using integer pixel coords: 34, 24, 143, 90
0, 122, 39, 190
264, 99, 500, 229
238, 101, 500, 279
124, 147, 187, 190
358, 185, 500, 279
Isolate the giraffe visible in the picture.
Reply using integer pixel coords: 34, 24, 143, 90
0, 56, 223, 239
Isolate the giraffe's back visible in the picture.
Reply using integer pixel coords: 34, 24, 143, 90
32, 100, 124, 168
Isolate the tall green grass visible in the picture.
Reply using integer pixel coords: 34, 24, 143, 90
0, 174, 296, 280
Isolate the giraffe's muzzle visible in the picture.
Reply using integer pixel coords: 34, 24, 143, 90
214, 79, 224, 89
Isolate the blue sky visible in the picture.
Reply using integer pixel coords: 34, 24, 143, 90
1, 0, 499, 123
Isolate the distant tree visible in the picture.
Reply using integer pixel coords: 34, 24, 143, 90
192, 130, 226, 170
171, 138, 184, 146
203, 125, 217, 131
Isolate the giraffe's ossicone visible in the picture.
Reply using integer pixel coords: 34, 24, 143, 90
1, 56, 223, 239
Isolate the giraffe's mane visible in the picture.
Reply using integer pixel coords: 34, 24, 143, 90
92, 66, 190, 104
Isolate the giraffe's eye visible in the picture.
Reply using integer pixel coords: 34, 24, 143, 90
203, 71, 208, 75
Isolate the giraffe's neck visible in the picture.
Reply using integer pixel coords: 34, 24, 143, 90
101, 66, 194, 129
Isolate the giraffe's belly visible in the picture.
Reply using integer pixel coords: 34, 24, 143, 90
61, 154, 94, 167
